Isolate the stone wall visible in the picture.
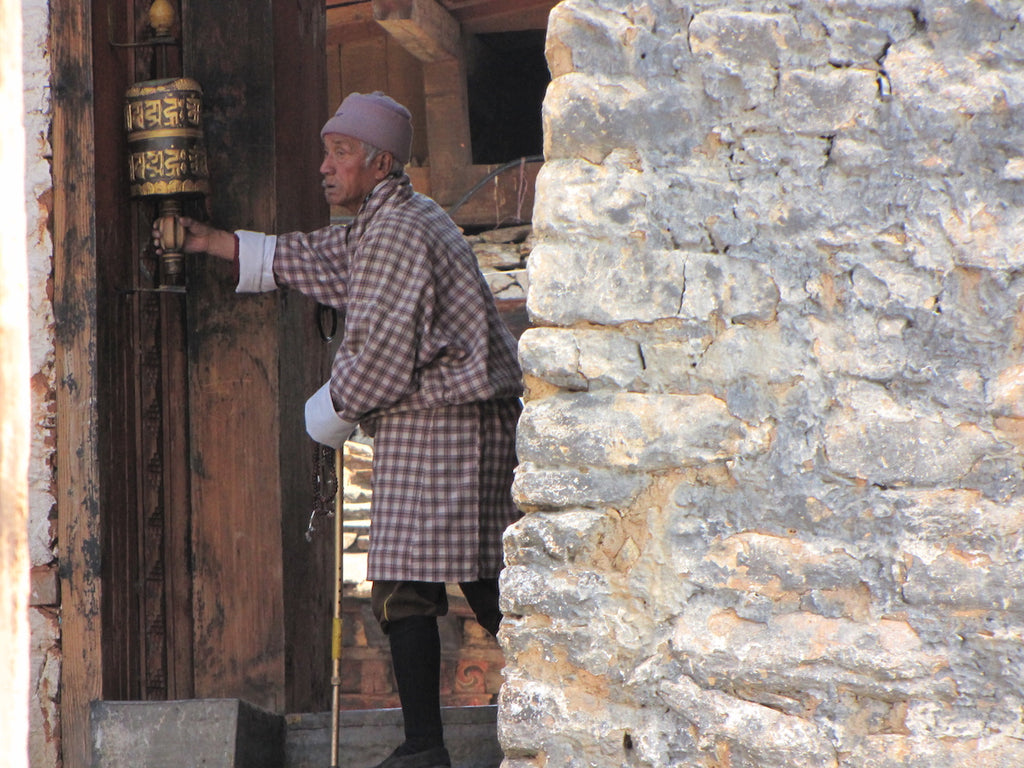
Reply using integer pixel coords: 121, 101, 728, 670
23, 0, 60, 766
502, 1, 1024, 766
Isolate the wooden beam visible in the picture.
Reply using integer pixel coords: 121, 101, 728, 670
374, 0, 461, 62
448, 162, 541, 228
445, 0, 555, 34
53, 0, 102, 766
424, 54, 473, 201
327, 19, 383, 47
326, 1, 375, 27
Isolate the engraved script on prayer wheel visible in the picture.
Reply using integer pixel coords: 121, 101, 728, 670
125, 77, 209, 199
125, 77, 209, 286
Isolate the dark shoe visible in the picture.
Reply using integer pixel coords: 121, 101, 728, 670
368, 744, 451, 768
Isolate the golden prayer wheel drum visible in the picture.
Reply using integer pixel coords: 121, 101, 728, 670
125, 77, 210, 285
125, 76, 209, 198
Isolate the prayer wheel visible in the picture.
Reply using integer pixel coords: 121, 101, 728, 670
125, 76, 210, 286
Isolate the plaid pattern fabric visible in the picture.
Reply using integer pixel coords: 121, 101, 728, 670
272, 175, 523, 581
366, 397, 521, 582
274, 175, 522, 419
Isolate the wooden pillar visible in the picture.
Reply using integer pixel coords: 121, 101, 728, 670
52, 0, 103, 766
423, 55, 473, 203
0, 2, 30, 766
183, 0, 329, 712
52, 1, 103, 766
272, 0, 335, 714
373, 0, 473, 204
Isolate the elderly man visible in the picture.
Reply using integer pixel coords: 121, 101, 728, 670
160, 92, 523, 768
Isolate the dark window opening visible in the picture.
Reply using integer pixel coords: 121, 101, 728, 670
466, 30, 548, 165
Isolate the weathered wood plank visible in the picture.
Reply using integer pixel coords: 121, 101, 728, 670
450, 0, 555, 33
423, 55, 473, 203
327, 1, 375, 28
447, 161, 541, 228
374, 0, 461, 62
386, 36, 429, 164
327, 44, 344, 108
327, 19, 381, 47
184, 0, 287, 713
160, 292, 194, 699
273, 0, 335, 714
339, 33, 389, 96
52, 0, 102, 766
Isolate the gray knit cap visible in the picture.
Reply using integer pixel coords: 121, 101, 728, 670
320, 91, 413, 165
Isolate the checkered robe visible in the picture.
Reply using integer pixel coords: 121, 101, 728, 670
247, 174, 523, 582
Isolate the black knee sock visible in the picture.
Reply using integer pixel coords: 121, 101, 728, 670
388, 615, 444, 752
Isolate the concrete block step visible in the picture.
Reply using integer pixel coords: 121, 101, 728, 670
92, 699, 284, 768
92, 699, 501, 768
285, 706, 502, 768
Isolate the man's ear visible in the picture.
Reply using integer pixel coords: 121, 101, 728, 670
375, 151, 394, 179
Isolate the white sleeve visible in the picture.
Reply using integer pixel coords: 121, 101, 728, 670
235, 230, 278, 293
304, 381, 358, 449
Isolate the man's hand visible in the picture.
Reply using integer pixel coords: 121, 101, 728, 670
152, 216, 237, 261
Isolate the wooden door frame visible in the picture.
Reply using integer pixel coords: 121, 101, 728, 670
53, 2, 330, 767
52, 0, 102, 765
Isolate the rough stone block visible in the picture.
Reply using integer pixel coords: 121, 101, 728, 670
844, 733, 1024, 768
822, 16, 899, 66
689, 10, 828, 69
519, 327, 644, 390
776, 68, 880, 134
517, 392, 765, 470
671, 609, 952, 701
511, 462, 647, 509
657, 675, 838, 768
527, 243, 687, 325
503, 510, 614, 566
518, 328, 587, 390
697, 325, 807, 385
638, 338, 708, 392
989, 363, 1024, 418
29, 608, 59, 768
823, 382, 1000, 486
547, 1, 693, 79
732, 133, 832, 180
903, 555, 1024, 612
680, 252, 780, 324
497, 675, 569, 758
499, 564, 612, 622
542, 73, 647, 164
543, 73, 705, 163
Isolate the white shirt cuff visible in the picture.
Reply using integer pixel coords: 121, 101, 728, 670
235, 230, 278, 293
304, 381, 358, 449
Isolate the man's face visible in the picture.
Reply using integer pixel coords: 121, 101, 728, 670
320, 133, 387, 211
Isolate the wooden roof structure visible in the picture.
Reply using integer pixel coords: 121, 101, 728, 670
325, 0, 556, 227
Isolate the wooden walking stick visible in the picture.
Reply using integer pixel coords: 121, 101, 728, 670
330, 446, 344, 768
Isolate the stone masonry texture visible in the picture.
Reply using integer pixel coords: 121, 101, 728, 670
503, 1, 1024, 766
23, 2, 59, 767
